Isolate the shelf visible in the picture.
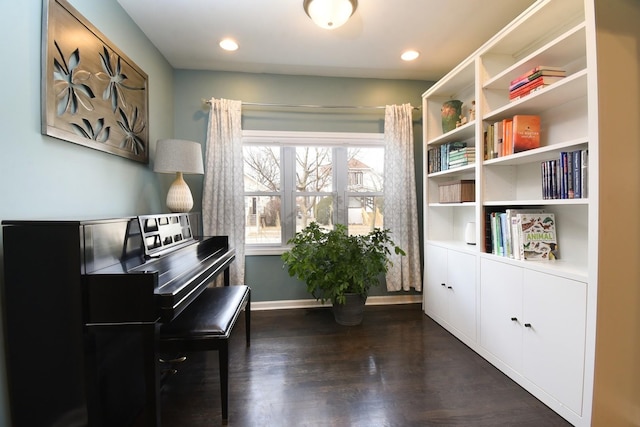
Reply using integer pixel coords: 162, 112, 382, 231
483, 199, 587, 207
483, 69, 587, 121
426, 239, 478, 254
479, 252, 587, 283
428, 202, 477, 208
422, 58, 475, 98
484, 23, 586, 90
427, 163, 475, 178
427, 120, 475, 146
484, 137, 588, 166
482, 0, 584, 61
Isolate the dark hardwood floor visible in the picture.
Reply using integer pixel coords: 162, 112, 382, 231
159, 303, 572, 427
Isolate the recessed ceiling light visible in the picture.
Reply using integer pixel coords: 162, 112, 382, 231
401, 50, 420, 61
219, 38, 239, 51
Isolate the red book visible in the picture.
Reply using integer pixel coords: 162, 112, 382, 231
509, 66, 566, 86
510, 75, 565, 97
510, 85, 549, 101
509, 71, 566, 91
512, 115, 541, 153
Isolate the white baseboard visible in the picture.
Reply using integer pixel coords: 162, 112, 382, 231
251, 294, 422, 311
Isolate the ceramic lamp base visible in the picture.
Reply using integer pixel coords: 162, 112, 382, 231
166, 172, 194, 213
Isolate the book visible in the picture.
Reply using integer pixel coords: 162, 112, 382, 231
493, 121, 503, 158
509, 71, 566, 91
509, 76, 565, 99
508, 209, 545, 260
509, 85, 548, 102
509, 66, 566, 86
580, 149, 589, 198
512, 115, 540, 153
517, 212, 558, 260
572, 149, 581, 198
502, 118, 512, 156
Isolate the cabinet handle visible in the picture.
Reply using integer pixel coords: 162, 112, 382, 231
447, 286, 453, 289
510, 317, 518, 322
524, 323, 532, 328
441, 283, 446, 287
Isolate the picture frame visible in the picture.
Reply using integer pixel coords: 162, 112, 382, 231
42, 0, 149, 164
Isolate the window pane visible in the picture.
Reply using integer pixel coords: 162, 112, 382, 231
347, 196, 384, 235
245, 196, 281, 244
244, 146, 280, 192
296, 195, 334, 231
295, 147, 332, 192
347, 147, 384, 192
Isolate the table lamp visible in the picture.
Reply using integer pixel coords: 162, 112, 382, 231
154, 139, 204, 212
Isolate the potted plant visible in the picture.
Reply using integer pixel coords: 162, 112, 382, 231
281, 222, 405, 325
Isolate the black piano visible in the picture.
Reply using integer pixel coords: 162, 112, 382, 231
1, 213, 235, 426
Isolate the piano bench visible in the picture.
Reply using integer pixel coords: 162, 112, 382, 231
159, 285, 251, 422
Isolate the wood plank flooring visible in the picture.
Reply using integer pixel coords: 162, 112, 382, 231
159, 303, 572, 427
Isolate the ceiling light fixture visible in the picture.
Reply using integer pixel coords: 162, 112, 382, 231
219, 38, 239, 51
401, 50, 420, 61
303, 0, 357, 30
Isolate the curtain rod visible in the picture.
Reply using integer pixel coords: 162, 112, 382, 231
201, 99, 420, 111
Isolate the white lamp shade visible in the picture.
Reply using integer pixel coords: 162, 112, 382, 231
304, 0, 357, 30
154, 139, 204, 175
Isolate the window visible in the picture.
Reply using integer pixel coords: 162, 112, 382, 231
243, 130, 385, 253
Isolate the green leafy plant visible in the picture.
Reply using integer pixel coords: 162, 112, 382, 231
281, 222, 405, 305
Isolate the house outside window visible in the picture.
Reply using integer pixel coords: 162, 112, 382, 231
243, 130, 384, 254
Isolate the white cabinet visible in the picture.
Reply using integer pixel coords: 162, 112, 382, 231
480, 258, 586, 418
479, 259, 523, 372
424, 244, 476, 344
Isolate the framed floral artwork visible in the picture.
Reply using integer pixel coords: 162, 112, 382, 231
42, 0, 149, 163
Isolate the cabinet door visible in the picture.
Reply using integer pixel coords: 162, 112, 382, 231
424, 245, 448, 322
480, 258, 523, 372
522, 270, 586, 416
447, 250, 476, 340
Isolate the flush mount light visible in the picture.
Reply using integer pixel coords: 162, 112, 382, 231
303, 0, 358, 30
401, 50, 420, 61
219, 38, 239, 51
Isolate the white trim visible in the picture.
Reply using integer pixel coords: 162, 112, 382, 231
251, 294, 422, 311
242, 130, 384, 146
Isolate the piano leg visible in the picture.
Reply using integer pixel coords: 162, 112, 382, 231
219, 340, 230, 422
141, 322, 162, 427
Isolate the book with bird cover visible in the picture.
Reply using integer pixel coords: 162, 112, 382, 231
517, 212, 558, 260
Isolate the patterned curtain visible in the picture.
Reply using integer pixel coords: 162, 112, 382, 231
383, 104, 422, 291
202, 98, 245, 285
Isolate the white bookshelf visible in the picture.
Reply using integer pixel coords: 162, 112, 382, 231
420, 1, 615, 425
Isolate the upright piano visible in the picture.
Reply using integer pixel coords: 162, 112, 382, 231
1, 213, 235, 426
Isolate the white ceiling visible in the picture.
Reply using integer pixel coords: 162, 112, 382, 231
117, 0, 537, 81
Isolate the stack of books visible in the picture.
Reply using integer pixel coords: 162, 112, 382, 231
448, 146, 475, 169
509, 66, 566, 101
427, 141, 471, 173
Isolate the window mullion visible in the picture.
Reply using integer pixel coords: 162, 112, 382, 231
281, 147, 296, 243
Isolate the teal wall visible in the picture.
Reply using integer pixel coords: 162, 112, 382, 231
172, 70, 431, 303
0, 0, 175, 424
0, 1, 431, 423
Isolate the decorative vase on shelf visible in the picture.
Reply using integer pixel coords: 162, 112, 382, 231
441, 100, 463, 134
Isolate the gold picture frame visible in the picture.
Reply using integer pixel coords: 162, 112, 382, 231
42, 0, 149, 163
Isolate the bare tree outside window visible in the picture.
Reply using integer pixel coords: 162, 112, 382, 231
295, 147, 332, 229
242, 132, 384, 247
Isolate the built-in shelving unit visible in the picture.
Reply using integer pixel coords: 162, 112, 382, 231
421, 1, 600, 425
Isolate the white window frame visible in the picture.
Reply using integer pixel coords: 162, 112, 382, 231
243, 130, 384, 256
